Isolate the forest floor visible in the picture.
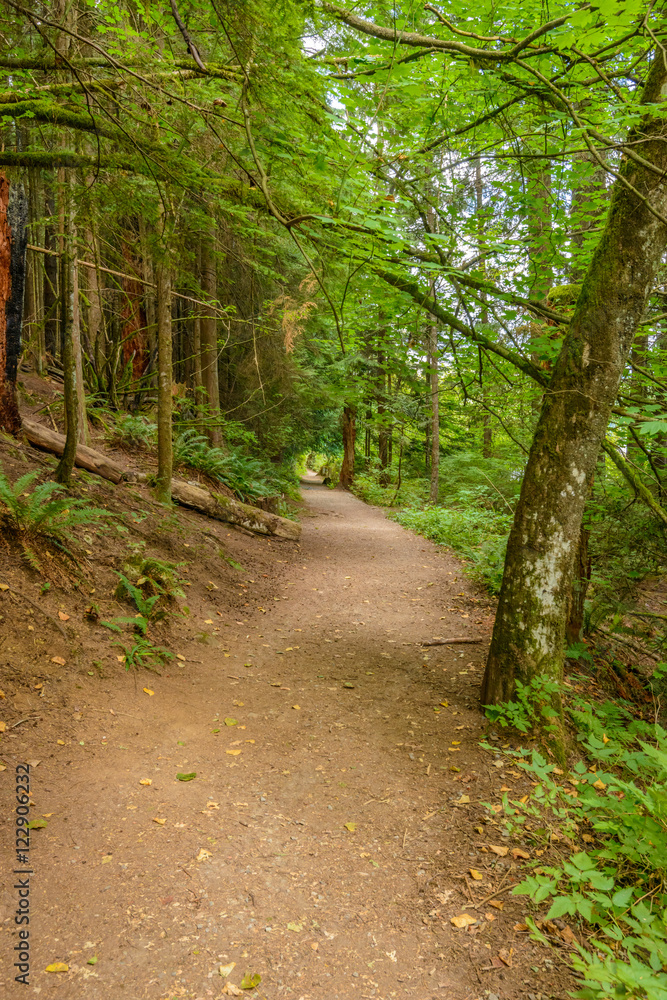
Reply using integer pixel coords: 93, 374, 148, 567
0, 448, 573, 1000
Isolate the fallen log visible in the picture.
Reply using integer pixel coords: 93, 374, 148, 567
22, 417, 126, 483
170, 479, 301, 540
20, 417, 301, 540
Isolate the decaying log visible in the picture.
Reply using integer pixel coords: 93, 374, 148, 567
22, 416, 126, 483
20, 417, 301, 540
170, 479, 301, 540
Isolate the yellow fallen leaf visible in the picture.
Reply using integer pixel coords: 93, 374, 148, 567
455, 795, 470, 805
0, 764, 6, 771
196, 848, 212, 862
58, 611, 70, 621
511, 848, 530, 859
582, 833, 594, 843
153, 817, 166, 825
451, 913, 476, 928
56, 739, 65, 746
223, 984, 243, 997
101, 855, 112, 864
139, 778, 152, 786
0, 689, 4, 698
45, 963, 69, 973
116, 655, 126, 662
593, 778, 606, 790
292, 704, 301, 710
204, 619, 214, 624
451, 740, 461, 745
0, 583, 8, 591
469, 868, 483, 880
143, 688, 154, 696
344, 822, 357, 832
602, 733, 609, 744
176, 654, 186, 662
219, 962, 236, 978
489, 845, 509, 857
440, 700, 449, 707
226, 749, 242, 756
0, 721, 6, 733
51, 656, 65, 666
488, 899, 504, 910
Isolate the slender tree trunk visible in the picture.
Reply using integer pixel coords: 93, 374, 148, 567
428, 297, 439, 503
481, 53, 667, 710
85, 225, 105, 388
200, 224, 222, 447
71, 237, 88, 444
55, 200, 77, 484
339, 404, 356, 489
43, 195, 58, 359
0, 175, 28, 434
27, 170, 45, 374
154, 252, 173, 503
566, 146, 608, 643
474, 158, 492, 460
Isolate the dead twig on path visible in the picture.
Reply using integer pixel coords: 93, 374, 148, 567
420, 637, 482, 646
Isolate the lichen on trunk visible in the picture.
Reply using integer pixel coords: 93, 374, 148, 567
482, 52, 667, 714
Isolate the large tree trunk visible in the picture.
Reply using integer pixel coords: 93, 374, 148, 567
200, 224, 222, 447
339, 404, 356, 489
0, 175, 28, 434
482, 53, 667, 707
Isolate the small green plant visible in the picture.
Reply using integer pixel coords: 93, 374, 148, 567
103, 574, 167, 634
0, 465, 112, 568
120, 545, 186, 601
106, 414, 156, 450
484, 677, 561, 734
498, 697, 667, 1000
115, 636, 173, 671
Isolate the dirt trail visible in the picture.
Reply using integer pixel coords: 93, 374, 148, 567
1, 476, 557, 999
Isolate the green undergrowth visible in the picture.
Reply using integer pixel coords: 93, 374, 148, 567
489, 688, 667, 1000
105, 410, 300, 511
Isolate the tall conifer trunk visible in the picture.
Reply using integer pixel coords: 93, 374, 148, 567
482, 54, 667, 708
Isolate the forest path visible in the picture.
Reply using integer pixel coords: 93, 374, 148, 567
12, 477, 555, 1000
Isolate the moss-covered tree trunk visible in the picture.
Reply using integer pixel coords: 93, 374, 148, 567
482, 53, 667, 707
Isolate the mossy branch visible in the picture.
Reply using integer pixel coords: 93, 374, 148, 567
602, 439, 667, 528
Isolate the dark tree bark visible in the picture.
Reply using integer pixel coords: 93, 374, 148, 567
482, 53, 667, 708
339, 404, 356, 489
0, 176, 28, 434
